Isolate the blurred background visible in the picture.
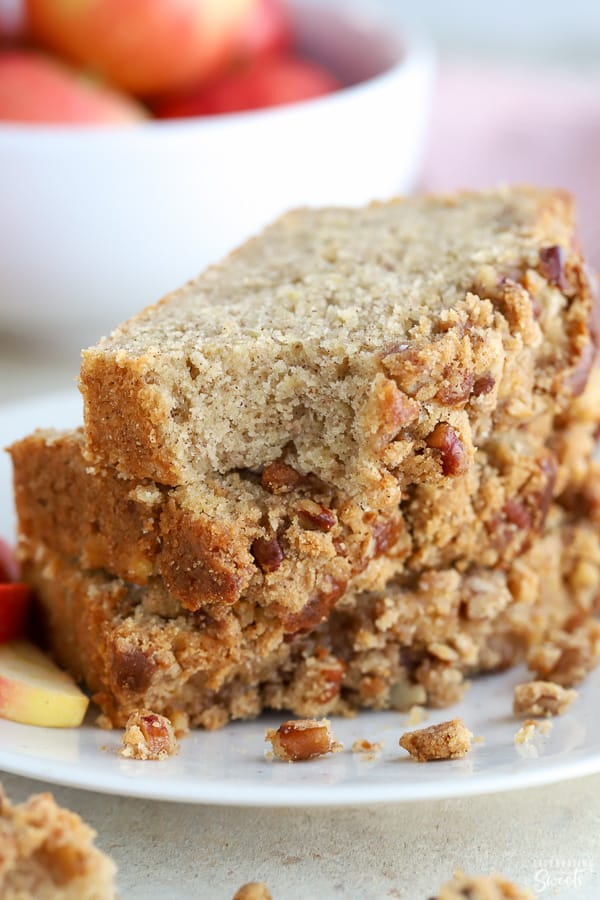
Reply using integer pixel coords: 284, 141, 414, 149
0, 0, 599, 401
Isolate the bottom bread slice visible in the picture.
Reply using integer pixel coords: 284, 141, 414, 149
23, 480, 600, 730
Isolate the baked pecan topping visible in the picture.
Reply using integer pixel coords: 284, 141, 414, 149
472, 373, 496, 396
112, 647, 155, 692
539, 245, 567, 291
283, 576, 347, 635
251, 536, 284, 573
313, 650, 346, 703
503, 498, 532, 531
297, 499, 336, 531
260, 460, 304, 494
425, 423, 469, 476
371, 517, 403, 556
375, 378, 420, 444
435, 371, 474, 406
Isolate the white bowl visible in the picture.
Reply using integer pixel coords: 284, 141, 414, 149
0, 1, 434, 348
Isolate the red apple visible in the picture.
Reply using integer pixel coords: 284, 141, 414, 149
26, 0, 258, 96
232, 0, 292, 63
0, 584, 30, 644
154, 53, 341, 118
0, 538, 19, 583
0, 51, 146, 123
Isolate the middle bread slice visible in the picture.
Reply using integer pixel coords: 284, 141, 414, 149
10, 370, 600, 627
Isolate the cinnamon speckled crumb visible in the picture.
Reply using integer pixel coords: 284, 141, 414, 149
0, 786, 117, 898
513, 680, 577, 717
400, 718, 472, 762
432, 870, 534, 899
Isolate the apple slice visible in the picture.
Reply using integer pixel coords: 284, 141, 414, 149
0, 640, 89, 727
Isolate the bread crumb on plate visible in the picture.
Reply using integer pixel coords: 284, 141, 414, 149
399, 717, 472, 762
119, 709, 178, 760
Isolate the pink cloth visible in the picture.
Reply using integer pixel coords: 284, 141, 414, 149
423, 63, 600, 268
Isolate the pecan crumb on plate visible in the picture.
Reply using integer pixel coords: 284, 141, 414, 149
513, 680, 577, 717
265, 718, 342, 761
119, 708, 178, 760
400, 717, 472, 762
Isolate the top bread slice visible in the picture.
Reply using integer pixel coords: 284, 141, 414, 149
80, 187, 596, 504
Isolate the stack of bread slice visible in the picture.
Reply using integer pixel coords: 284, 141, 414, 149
10, 187, 600, 729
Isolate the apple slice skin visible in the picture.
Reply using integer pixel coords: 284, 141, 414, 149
0, 640, 89, 728
0, 583, 31, 644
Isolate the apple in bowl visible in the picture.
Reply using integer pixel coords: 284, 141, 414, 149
26, 0, 258, 95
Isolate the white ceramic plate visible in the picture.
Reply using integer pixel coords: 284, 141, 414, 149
1, 390, 600, 807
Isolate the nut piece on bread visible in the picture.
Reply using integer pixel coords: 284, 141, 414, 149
399, 717, 472, 762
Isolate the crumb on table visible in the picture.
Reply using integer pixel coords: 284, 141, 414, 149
233, 882, 272, 900
265, 718, 342, 762
432, 869, 534, 899
399, 717, 472, 762
513, 680, 577, 717
119, 709, 178, 760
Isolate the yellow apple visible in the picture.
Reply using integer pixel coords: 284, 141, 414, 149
0, 640, 89, 727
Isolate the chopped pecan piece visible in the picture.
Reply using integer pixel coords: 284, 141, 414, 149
266, 718, 342, 761
296, 499, 336, 531
373, 377, 420, 446
371, 517, 403, 557
283, 576, 347, 635
539, 244, 567, 291
112, 646, 155, 693
513, 681, 577, 717
425, 423, 469, 476
472, 373, 495, 396
260, 460, 304, 494
119, 709, 178, 760
251, 536, 284, 573
435, 371, 474, 406
399, 717, 472, 762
